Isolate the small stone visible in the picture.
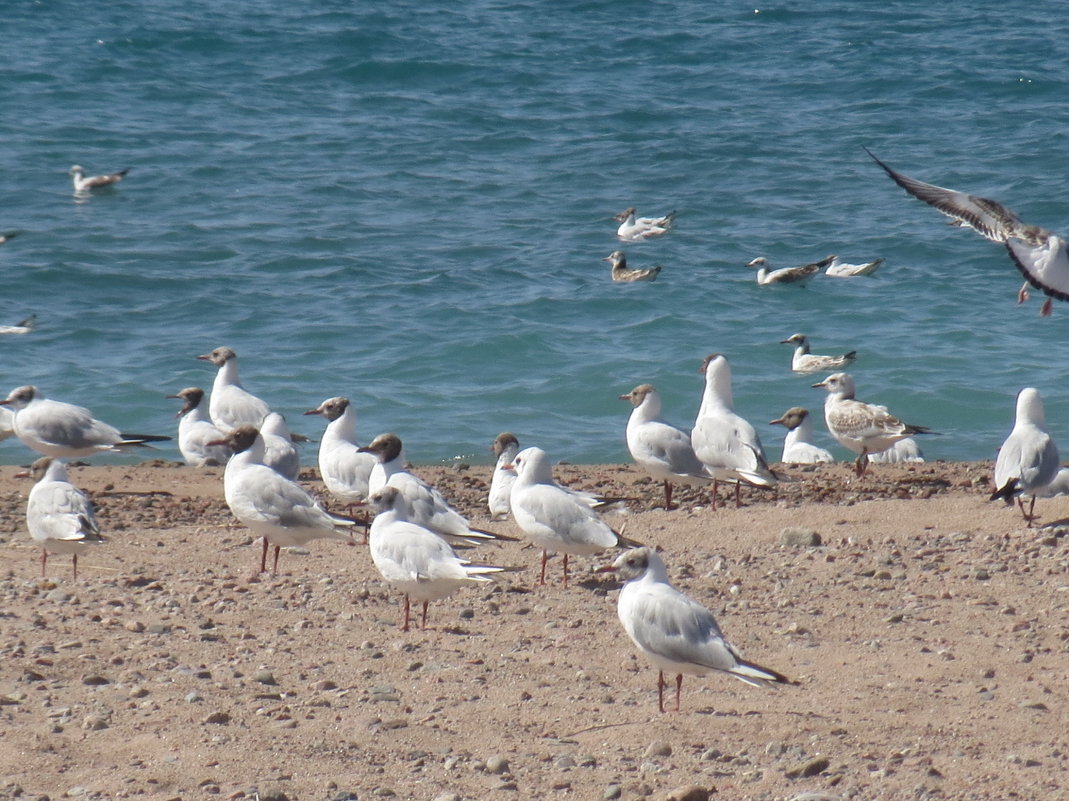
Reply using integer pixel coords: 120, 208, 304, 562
253, 669, 277, 685
186, 691, 203, 703
654, 785, 709, 801
312, 679, 337, 692
124, 620, 145, 633
432, 795, 459, 801
485, 755, 510, 775
785, 755, 830, 778
203, 711, 231, 725
81, 674, 109, 686
604, 785, 622, 800
81, 714, 108, 731
146, 623, 170, 635
780, 528, 822, 547
258, 787, 290, 801
644, 740, 672, 758
458, 607, 475, 620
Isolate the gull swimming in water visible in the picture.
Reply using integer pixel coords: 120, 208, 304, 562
0, 385, 170, 458
619, 383, 713, 509
613, 207, 676, 241
0, 314, 36, 335
769, 407, 834, 464
21, 457, 105, 579
368, 485, 510, 631
813, 373, 933, 476
0, 232, 19, 245
509, 446, 638, 585
990, 387, 1060, 525
691, 354, 777, 507
197, 346, 272, 433
210, 426, 357, 574
69, 165, 129, 193
780, 333, 857, 374
865, 147, 1067, 316
601, 547, 791, 712
167, 387, 230, 467
746, 255, 834, 286
868, 437, 925, 464
304, 396, 377, 510
825, 256, 884, 278
603, 250, 661, 282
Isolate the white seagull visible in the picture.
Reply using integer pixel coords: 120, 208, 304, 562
769, 407, 834, 464
865, 147, 1068, 316
603, 250, 661, 282
779, 333, 857, 374
69, 165, 129, 193
22, 457, 105, 579
813, 373, 933, 475
368, 485, 509, 631
210, 426, 357, 574
0, 314, 35, 335
691, 354, 777, 507
197, 346, 272, 433
167, 387, 230, 467
619, 383, 712, 509
745, 255, 834, 286
509, 446, 638, 585
0, 385, 170, 458
613, 207, 676, 241
990, 387, 1061, 525
359, 432, 507, 548
0, 231, 19, 245
304, 396, 377, 510
259, 412, 300, 481
867, 437, 925, 464
825, 256, 884, 278
602, 547, 791, 712
488, 432, 520, 521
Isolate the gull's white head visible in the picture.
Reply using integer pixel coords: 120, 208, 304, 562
305, 396, 350, 422
369, 484, 407, 516
779, 333, 809, 348
68, 165, 84, 176
197, 346, 238, 367
1015, 387, 1045, 426
746, 257, 769, 269
603, 250, 626, 267
604, 546, 668, 582
0, 384, 40, 410
511, 446, 554, 483
813, 372, 856, 399
619, 383, 659, 410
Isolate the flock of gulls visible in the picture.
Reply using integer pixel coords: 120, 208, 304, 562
1, 152, 1066, 711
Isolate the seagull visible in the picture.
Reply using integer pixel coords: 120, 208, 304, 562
197, 346, 272, 433
601, 547, 791, 712
603, 250, 661, 282
20, 457, 105, 579
865, 147, 1067, 316
990, 387, 1060, 525
691, 354, 777, 507
0, 314, 36, 335
745, 255, 833, 286
166, 387, 230, 467
812, 373, 934, 476
867, 437, 925, 464
779, 333, 857, 374
304, 396, 377, 511
69, 165, 129, 193
769, 407, 834, 464
0, 406, 14, 442
209, 426, 357, 574
825, 256, 884, 278
0, 232, 18, 245
1033, 466, 1069, 499
613, 207, 676, 241
359, 433, 507, 548
0, 385, 171, 458
509, 446, 638, 585
488, 432, 520, 520
368, 485, 510, 631
619, 383, 713, 509
259, 412, 300, 481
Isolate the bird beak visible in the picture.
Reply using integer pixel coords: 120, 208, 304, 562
303, 408, 323, 416
778, 339, 792, 344
617, 393, 631, 401
769, 417, 785, 426
811, 380, 827, 389
205, 438, 230, 448
595, 564, 616, 573
13, 469, 30, 479
196, 354, 211, 361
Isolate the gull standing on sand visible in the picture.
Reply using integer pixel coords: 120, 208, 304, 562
990, 387, 1060, 525
69, 165, 129, 193
305, 396, 377, 510
603, 250, 661, 282
824, 256, 884, 277
813, 373, 933, 475
865, 148, 1069, 316
509, 446, 637, 585
769, 407, 834, 464
22, 457, 105, 579
167, 387, 230, 467
0, 314, 35, 335
780, 333, 857, 374
360, 433, 506, 547
197, 346, 272, 433
259, 412, 300, 481
614, 207, 676, 241
210, 426, 357, 574
368, 486, 509, 631
619, 383, 712, 509
746, 255, 833, 286
0, 385, 170, 458
601, 547, 790, 712
691, 354, 777, 507
488, 432, 520, 520
868, 437, 925, 464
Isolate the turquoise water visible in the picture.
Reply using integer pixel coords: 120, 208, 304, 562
2, 1, 1068, 467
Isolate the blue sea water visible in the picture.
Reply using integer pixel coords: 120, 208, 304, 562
2, 1, 1069, 468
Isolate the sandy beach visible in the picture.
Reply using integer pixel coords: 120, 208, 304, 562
0, 458, 1066, 801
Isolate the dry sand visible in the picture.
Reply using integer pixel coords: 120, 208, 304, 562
0, 458, 1066, 801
